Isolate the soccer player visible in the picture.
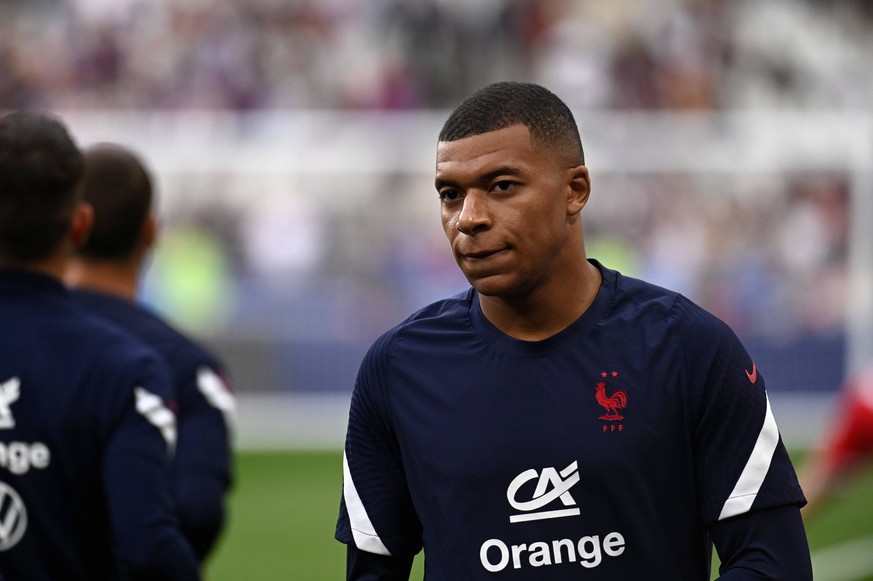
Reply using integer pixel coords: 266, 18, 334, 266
799, 364, 873, 518
336, 82, 812, 579
0, 112, 200, 579
65, 143, 237, 562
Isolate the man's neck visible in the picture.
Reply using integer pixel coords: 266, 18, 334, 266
65, 260, 139, 301
478, 260, 602, 342
0, 254, 68, 282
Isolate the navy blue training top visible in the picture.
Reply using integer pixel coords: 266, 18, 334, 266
0, 270, 199, 580
71, 289, 236, 562
336, 261, 806, 580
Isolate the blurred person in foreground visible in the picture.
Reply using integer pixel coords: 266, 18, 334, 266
65, 143, 237, 563
335, 82, 812, 580
0, 111, 200, 579
800, 364, 873, 519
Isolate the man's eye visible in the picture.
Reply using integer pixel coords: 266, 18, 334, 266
493, 181, 517, 193
439, 189, 462, 202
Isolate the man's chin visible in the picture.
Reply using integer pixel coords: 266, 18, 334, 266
467, 274, 527, 298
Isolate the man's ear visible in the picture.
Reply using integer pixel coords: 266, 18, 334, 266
566, 165, 591, 216
140, 214, 158, 250
69, 201, 93, 248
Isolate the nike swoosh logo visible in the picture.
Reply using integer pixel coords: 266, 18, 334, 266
745, 363, 757, 384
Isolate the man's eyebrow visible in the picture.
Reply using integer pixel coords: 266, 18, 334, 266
434, 166, 524, 190
434, 176, 458, 191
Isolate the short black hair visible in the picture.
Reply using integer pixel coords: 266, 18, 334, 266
0, 111, 83, 262
76, 144, 153, 261
438, 81, 585, 165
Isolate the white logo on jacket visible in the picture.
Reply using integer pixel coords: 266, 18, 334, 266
0, 378, 21, 430
480, 460, 626, 573
507, 461, 581, 523
0, 482, 27, 551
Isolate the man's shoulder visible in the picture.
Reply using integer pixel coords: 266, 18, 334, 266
40, 295, 175, 403
13, 295, 172, 408
605, 266, 681, 312
601, 264, 733, 345
72, 288, 171, 338
598, 268, 680, 335
389, 288, 473, 335
71, 289, 221, 369
78, 309, 169, 381
366, 289, 474, 356
130, 303, 219, 367
52, 294, 155, 361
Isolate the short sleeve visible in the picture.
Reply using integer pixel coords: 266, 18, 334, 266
675, 298, 806, 525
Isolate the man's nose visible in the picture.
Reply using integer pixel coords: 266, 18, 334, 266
457, 190, 491, 235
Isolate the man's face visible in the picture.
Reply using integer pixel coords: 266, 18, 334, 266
435, 123, 586, 298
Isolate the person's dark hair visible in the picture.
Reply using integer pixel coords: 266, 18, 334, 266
0, 111, 84, 262
76, 144, 153, 261
438, 81, 585, 165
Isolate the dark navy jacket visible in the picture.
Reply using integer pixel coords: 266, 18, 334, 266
71, 288, 235, 561
0, 270, 199, 580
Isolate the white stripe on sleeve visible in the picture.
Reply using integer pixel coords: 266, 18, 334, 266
343, 451, 391, 556
134, 387, 177, 456
718, 392, 780, 520
197, 367, 238, 438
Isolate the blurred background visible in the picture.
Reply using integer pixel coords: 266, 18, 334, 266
3, 0, 873, 579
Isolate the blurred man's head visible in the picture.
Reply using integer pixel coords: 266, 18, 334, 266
0, 111, 85, 263
75, 143, 154, 263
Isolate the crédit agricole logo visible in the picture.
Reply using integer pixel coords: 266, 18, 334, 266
479, 460, 626, 573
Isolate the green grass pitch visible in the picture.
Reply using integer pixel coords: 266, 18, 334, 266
204, 450, 873, 581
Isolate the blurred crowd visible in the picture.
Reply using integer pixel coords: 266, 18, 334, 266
2, 0, 873, 111
585, 172, 850, 338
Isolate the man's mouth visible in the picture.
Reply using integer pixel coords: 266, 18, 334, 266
462, 248, 506, 260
